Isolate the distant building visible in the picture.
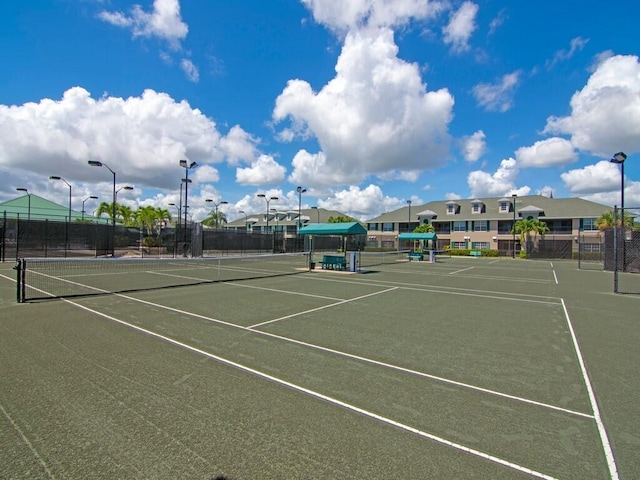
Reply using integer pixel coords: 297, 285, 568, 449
365, 195, 609, 257
224, 207, 348, 234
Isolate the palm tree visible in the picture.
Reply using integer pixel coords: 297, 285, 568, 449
96, 201, 116, 222
596, 210, 634, 230
202, 210, 227, 228
514, 218, 549, 255
118, 205, 135, 226
413, 223, 435, 233
328, 215, 356, 223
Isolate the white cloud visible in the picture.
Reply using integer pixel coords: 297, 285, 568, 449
236, 155, 287, 185
467, 157, 531, 197
318, 184, 403, 220
219, 125, 260, 166
274, 28, 454, 187
442, 1, 478, 53
99, 0, 188, 49
544, 54, 640, 156
515, 137, 577, 168
0, 87, 256, 191
301, 0, 445, 33
546, 36, 589, 69
560, 160, 621, 194
472, 71, 521, 112
460, 130, 486, 162
488, 9, 506, 36
180, 58, 199, 82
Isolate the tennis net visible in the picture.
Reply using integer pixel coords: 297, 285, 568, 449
16, 252, 311, 302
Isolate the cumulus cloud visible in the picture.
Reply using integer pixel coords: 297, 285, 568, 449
301, 0, 445, 33
442, 1, 478, 53
560, 160, 621, 194
515, 137, 577, 168
318, 184, 403, 220
0, 87, 257, 191
460, 130, 486, 162
467, 157, 530, 197
236, 155, 287, 185
99, 0, 188, 49
274, 28, 454, 186
544, 54, 640, 156
472, 71, 521, 112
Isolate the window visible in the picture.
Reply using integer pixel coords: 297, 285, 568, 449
381, 240, 395, 248
582, 218, 597, 231
382, 222, 394, 232
472, 242, 490, 250
453, 221, 466, 232
497, 220, 513, 234
472, 203, 482, 214
368, 223, 379, 231
499, 201, 510, 213
452, 241, 466, 249
473, 221, 488, 232
582, 243, 602, 252
447, 204, 457, 214
433, 222, 450, 234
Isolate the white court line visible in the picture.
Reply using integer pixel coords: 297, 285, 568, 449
448, 266, 475, 275
247, 287, 398, 329
20, 272, 590, 418
0, 403, 55, 479
553, 270, 558, 284
56, 297, 559, 480
561, 299, 619, 480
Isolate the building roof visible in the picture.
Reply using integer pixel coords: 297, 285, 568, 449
299, 222, 367, 235
224, 207, 349, 228
398, 233, 437, 241
366, 195, 610, 223
0, 194, 109, 222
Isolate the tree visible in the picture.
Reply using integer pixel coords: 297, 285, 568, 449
513, 218, 549, 254
135, 206, 171, 236
202, 210, 227, 228
596, 210, 634, 230
328, 215, 355, 223
96, 201, 116, 222
413, 223, 435, 233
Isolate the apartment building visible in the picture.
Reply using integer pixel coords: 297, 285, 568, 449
366, 195, 609, 257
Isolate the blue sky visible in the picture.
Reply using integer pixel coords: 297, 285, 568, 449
1, 0, 639, 222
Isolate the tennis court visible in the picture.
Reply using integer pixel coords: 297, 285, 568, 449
1, 254, 639, 479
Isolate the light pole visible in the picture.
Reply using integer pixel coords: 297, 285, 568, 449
82, 195, 98, 221
180, 160, 197, 248
257, 194, 278, 232
407, 199, 412, 233
311, 206, 320, 223
297, 186, 307, 233
206, 199, 228, 229
270, 208, 280, 232
238, 210, 248, 230
50, 176, 72, 255
16, 188, 31, 220
512, 194, 517, 258
611, 151, 627, 276
88, 160, 117, 255
168, 202, 180, 257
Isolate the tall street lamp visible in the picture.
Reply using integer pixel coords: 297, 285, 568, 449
180, 160, 197, 246
16, 188, 31, 221
205, 199, 228, 229
49, 176, 72, 223
115, 186, 133, 224
82, 196, 98, 221
297, 186, 307, 233
512, 194, 517, 258
611, 151, 627, 275
270, 208, 280, 232
407, 199, 412, 233
88, 160, 117, 255
257, 194, 278, 232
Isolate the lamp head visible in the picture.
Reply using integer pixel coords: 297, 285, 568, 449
297, 186, 307, 194
611, 151, 627, 164
181, 178, 192, 184
257, 193, 266, 198
49, 175, 61, 180
179, 159, 187, 167
89, 195, 98, 200
270, 196, 279, 201
88, 160, 103, 167
123, 186, 133, 191
17, 187, 28, 193
220, 201, 228, 205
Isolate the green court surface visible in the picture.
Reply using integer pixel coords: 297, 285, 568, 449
1, 256, 639, 479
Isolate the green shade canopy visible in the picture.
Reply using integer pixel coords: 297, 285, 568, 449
398, 233, 437, 241
298, 222, 367, 235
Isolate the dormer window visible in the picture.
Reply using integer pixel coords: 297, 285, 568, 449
499, 201, 510, 213
446, 201, 459, 215
471, 199, 484, 214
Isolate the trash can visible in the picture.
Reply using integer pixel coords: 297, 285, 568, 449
349, 251, 357, 272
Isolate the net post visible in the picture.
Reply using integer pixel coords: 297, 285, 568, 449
14, 259, 24, 303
